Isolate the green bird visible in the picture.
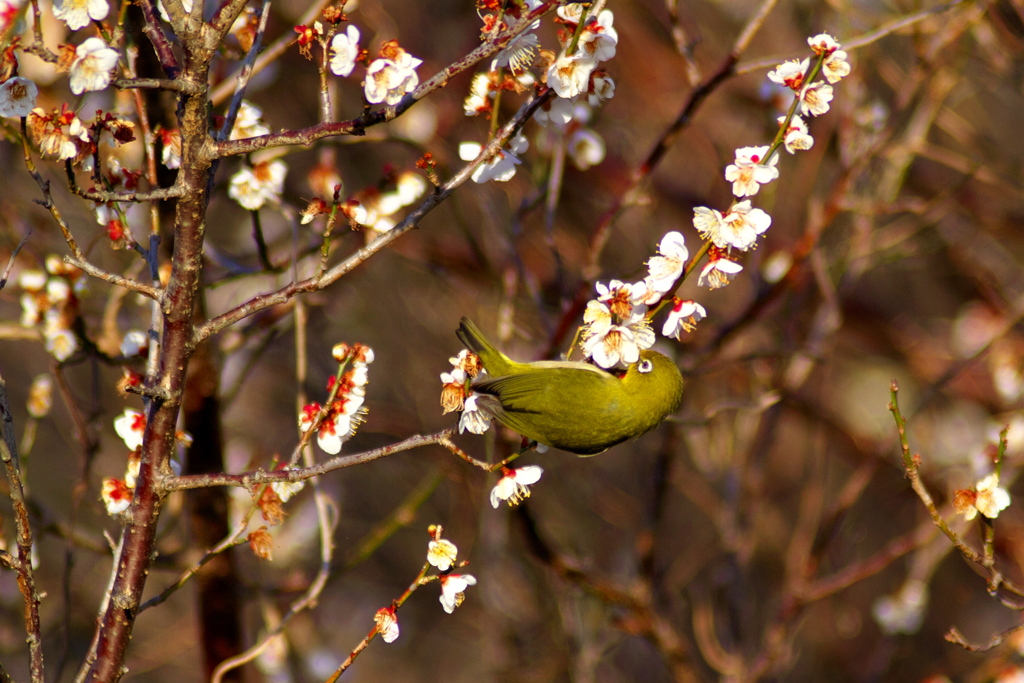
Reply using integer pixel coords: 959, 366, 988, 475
456, 318, 685, 455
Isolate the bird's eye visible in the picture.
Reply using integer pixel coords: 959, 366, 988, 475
638, 359, 654, 374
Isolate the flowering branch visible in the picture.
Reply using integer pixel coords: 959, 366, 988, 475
163, 429, 455, 491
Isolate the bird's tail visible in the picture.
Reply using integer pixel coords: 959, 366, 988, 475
456, 317, 511, 374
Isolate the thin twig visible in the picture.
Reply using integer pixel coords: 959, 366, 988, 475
0, 374, 46, 683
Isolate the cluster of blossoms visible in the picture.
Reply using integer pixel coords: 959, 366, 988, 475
299, 343, 373, 455
577, 34, 850, 370
458, 1, 619, 183
17, 257, 87, 361
373, 525, 479, 644
102, 407, 192, 515
225, 102, 290, 211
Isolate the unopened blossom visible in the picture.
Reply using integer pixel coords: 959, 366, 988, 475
329, 24, 360, 77
780, 114, 814, 153
53, 0, 108, 30
0, 77, 37, 117
439, 573, 477, 613
101, 477, 132, 515
546, 52, 595, 99
459, 393, 492, 435
490, 466, 543, 508
26, 374, 53, 419
228, 159, 287, 210
767, 58, 808, 91
567, 128, 605, 170
364, 43, 421, 105
577, 9, 618, 63
69, 37, 118, 94
800, 82, 834, 117
645, 231, 689, 293
427, 538, 459, 571
460, 134, 528, 183
114, 408, 146, 450
724, 146, 779, 198
822, 50, 851, 84
120, 330, 148, 356
807, 33, 841, 56
464, 72, 492, 116
954, 473, 1011, 520
374, 607, 400, 643
693, 201, 771, 251
230, 101, 270, 140
698, 248, 743, 289
662, 299, 706, 339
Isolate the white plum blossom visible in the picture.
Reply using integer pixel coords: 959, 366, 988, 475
427, 538, 459, 571
807, 33, 841, 55
439, 573, 477, 613
533, 97, 575, 128
0, 77, 37, 117
114, 408, 146, 450
458, 393, 492, 434
230, 101, 270, 140
645, 231, 689, 294
662, 299, 706, 339
364, 45, 421, 105
460, 134, 528, 183
69, 38, 119, 95
53, 0, 108, 30
767, 58, 808, 91
101, 478, 132, 515
464, 72, 492, 116
270, 471, 305, 502
954, 473, 1011, 520
693, 200, 771, 251
582, 301, 654, 369
577, 9, 617, 63
588, 72, 615, 107
491, 27, 539, 73
800, 82, 834, 117
329, 25, 360, 77
872, 579, 928, 636
546, 52, 595, 99
120, 330, 148, 356
567, 128, 605, 170
490, 466, 543, 508
724, 145, 779, 197
698, 251, 743, 289
780, 114, 814, 153
228, 159, 287, 211
822, 51, 850, 84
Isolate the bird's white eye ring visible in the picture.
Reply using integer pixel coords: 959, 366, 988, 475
638, 359, 654, 374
